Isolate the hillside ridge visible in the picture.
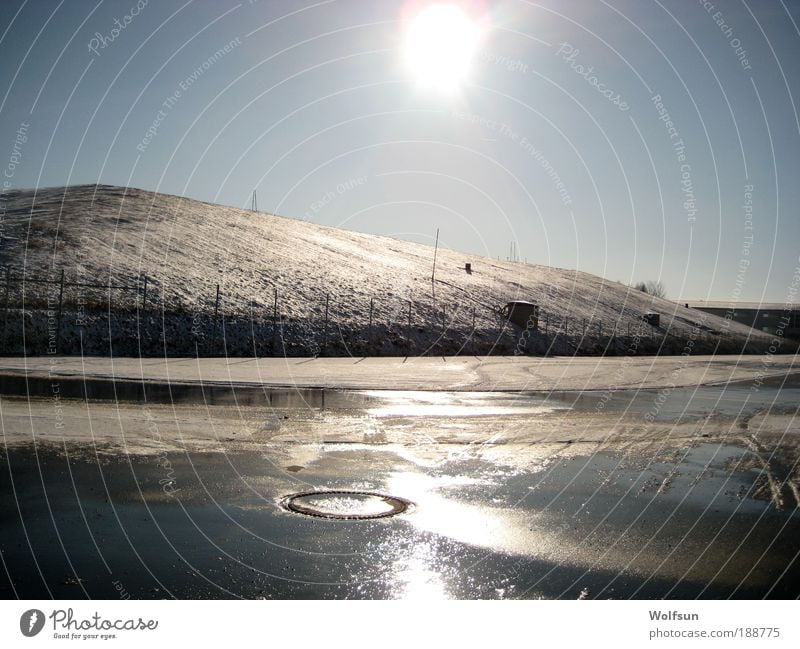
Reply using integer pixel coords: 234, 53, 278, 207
0, 184, 777, 357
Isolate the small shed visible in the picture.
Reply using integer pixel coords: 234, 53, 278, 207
501, 301, 539, 330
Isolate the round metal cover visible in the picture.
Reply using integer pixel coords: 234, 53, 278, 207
281, 490, 413, 520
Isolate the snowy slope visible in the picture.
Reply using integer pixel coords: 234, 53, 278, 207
0, 184, 779, 357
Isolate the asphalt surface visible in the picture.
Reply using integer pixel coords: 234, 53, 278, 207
1, 373, 798, 599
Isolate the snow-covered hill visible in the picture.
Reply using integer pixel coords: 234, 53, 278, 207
0, 184, 779, 357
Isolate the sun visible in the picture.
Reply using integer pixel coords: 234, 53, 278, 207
403, 3, 481, 92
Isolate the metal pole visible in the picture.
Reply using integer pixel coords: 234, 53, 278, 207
407, 300, 412, 347
322, 294, 329, 355
469, 307, 475, 355
431, 228, 439, 281
272, 287, 278, 350
141, 275, 148, 310
213, 284, 220, 353
431, 228, 439, 298
368, 297, 373, 331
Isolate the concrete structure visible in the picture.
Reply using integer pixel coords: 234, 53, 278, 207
686, 301, 800, 339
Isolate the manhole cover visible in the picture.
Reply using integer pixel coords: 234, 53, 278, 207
281, 490, 413, 520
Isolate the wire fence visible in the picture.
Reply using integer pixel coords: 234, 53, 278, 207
0, 267, 769, 357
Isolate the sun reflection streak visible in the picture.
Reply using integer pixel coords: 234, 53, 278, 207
393, 549, 448, 600
362, 390, 569, 418
386, 471, 570, 561
388, 472, 515, 548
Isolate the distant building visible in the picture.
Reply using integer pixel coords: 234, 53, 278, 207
685, 301, 800, 340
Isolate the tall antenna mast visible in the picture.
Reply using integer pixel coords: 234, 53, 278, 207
251, 190, 258, 212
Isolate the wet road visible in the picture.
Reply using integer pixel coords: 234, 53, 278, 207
1, 382, 799, 599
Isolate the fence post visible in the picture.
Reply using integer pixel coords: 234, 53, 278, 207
407, 300, 412, 351
272, 288, 278, 351
2, 267, 9, 353
471, 306, 476, 355
322, 294, 329, 355
213, 284, 221, 353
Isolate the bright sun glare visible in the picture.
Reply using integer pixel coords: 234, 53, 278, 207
403, 3, 480, 92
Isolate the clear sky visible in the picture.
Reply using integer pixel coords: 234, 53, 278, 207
0, 0, 798, 303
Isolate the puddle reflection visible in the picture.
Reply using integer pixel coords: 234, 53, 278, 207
363, 390, 570, 418
392, 548, 449, 600
386, 471, 555, 557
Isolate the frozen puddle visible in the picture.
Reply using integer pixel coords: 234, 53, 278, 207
362, 390, 571, 418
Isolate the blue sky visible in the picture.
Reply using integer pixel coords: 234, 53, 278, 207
0, 0, 798, 302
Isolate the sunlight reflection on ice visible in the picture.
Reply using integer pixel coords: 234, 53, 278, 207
362, 390, 570, 418
386, 472, 555, 556
393, 550, 448, 600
